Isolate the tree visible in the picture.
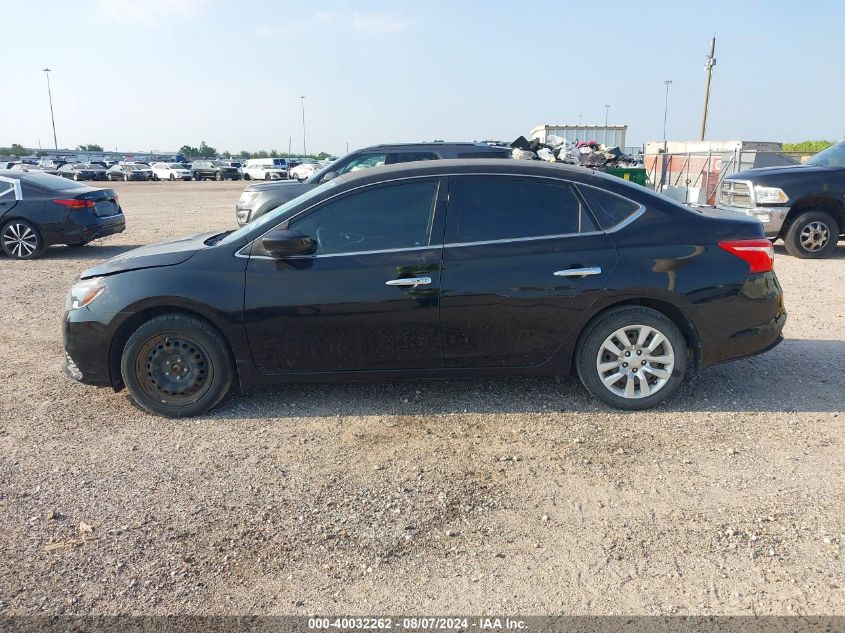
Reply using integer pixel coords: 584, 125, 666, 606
239, 150, 251, 159
5, 143, 27, 156
269, 149, 279, 158
783, 140, 833, 153
76, 143, 103, 152
220, 150, 232, 159
314, 152, 330, 160
198, 141, 217, 157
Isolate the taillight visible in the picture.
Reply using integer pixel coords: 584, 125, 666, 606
718, 239, 774, 273
53, 199, 95, 209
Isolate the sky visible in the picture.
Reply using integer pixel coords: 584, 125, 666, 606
1, 0, 843, 156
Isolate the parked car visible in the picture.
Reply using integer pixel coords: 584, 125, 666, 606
107, 164, 151, 181
234, 142, 513, 226
192, 160, 241, 181
62, 159, 784, 417
717, 140, 845, 258
242, 159, 288, 181
127, 162, 154, 180
288, 162, 320, 182
0, 170, 125, 259
37, 158, 67, 173
152, 163, 193, 181
58, 163, 108, 181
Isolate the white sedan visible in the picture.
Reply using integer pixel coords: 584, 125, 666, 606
288, 162, 320, 182
152, 163, 193, 181
242, 163, 288, 181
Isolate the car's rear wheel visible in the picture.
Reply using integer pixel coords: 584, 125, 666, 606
169, 174, 175, 181
193, 172, 202, 181
124, 173, 130, 182
121, 314, 234, 418
264, 173, 271, 180
784, 210, 839, 258
244, 173, 251, 180
215, 171, 223, 181
576, 306, 686, 410
1, 219, 45, 259
73, 173, 80, 181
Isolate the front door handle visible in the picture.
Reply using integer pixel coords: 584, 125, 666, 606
385, 276, 432, 287
553, 267, 602, 277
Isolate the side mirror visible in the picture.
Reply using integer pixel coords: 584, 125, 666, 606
261, 229, 315, 259
319, 171, 338, 184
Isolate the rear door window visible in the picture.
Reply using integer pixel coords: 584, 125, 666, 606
448, 176, 595, 243
388, 152, 437, 164
576, 185, 641, 230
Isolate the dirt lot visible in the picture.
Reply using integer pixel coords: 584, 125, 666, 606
0, 180, 843, 616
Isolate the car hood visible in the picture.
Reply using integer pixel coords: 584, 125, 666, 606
80, 231, 218, 279
728, 164, 834, 181
244, 180, 311, 193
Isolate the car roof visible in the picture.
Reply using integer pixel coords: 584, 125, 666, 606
360, 142, 506, 151
332, 158, 617, 188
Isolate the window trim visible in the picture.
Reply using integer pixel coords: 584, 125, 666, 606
575, 182, 645, 232
237, 172, 645, 259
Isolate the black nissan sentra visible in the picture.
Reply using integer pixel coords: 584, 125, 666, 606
63, 159, 786, 417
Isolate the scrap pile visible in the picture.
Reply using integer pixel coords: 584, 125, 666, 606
510, 135, 641, 168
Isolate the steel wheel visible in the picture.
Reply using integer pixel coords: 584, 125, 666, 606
799, 221, 830, 252
596, 324, 675, 399
2, 220, 41, 259
134, 333, 214, 407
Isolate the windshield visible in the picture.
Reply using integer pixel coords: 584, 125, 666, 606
218, 180, 340, 246
211, 160, 226, 167
170, 163, 184, 169
804, 141, 845, 167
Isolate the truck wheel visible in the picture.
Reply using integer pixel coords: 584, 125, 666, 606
784, 211, 839, 258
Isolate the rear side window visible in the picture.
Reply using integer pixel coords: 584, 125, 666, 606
577, 185, 641, 230
450, 176, 595, 243
390, 152, 437, 164
457, 149, 510, 158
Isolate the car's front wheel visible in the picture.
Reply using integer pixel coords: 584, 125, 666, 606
1, 219, 45, 259
121, 314, 234, 417
783, 210, 839, 258
244, 173, 251, 180
215, 171, 223, 181
193, 172, 202, 181
576, 306, 686, 410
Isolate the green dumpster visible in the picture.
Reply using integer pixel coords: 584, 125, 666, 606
602, 167, 648, 186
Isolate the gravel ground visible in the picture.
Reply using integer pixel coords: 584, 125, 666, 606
0, 180, 843, 616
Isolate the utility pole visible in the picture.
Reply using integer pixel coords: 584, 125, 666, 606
700, 36, 717, 141
300, 96, 307, 156
604, 104, 610, 127
42, 68, 58, 149
346, 142, 349, 154
288, 136, 292, 156
660, 80, 673, 191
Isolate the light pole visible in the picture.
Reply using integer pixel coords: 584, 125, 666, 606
300, 96, 307, 156
604, 104, 610, 127
42, 68, 58, 149
662, 80, 673, 143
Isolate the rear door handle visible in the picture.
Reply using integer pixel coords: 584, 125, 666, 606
385, 276, 432, 287
553, 267, 602, 277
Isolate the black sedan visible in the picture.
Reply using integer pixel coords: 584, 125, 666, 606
106, 164, 150, 181
0, 171, 125, 259
63, 159, 785, 417
58, 163, 108, 181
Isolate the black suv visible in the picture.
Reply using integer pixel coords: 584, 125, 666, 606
235, 142, 511, 226
191, 160, 241, 182
717, 141, 845, 258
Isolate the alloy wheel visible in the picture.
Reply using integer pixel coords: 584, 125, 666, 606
595, 324, 675, 399
799, 221, 830, 252
2, 222, 39, 258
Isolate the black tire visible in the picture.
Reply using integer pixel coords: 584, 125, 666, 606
124, 173, 130, 182
73, 173, 80, 181
169, 174, 175, 181
783, 210, 839, 258
121, 314, 234, 418
1, 219, 45, 260
193, 172, 202, 181
215, 171, 223, 181
244, 173, 251, 180
576, 306, 687, 410
264, 173, 271, 180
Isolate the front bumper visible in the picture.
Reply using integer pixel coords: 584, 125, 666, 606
63, 311, 114, 387
716, 204, 790, 238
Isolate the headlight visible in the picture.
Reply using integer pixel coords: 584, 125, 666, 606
754, 185, 788, 204
66, 278, 104, 311
238, 191, 259, 205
